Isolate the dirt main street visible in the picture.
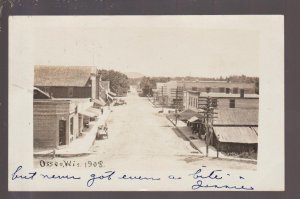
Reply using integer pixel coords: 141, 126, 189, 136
34, 90, 256, 171
86, 90, 256, 171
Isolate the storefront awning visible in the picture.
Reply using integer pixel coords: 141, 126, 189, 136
107, 94, 114, 101
188, 116, 201, 123
178, 109, 197, 121
93, 98, 106, 106
108, 91, 116, 96
79, 110, 97, 118
86, 107, 101, 115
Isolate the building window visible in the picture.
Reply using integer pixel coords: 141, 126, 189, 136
192, 87, 197, 91
206, 87, 211, 93
233, 87, 239, 94
219, 87, 225, 93
226, 88, 231, 94
212, 98, 218, 107
70, 117, 74, 135
229, 99, 235, 108
68, 87, 73, 97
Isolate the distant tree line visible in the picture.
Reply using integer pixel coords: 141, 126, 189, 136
136, 75, 259, 96
137, 76, 172, 97
98, 69, 130, 96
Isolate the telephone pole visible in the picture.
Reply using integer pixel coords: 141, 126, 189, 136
198, 97, 218, 157
175, 87, 178, 125
161, 86, 164, 112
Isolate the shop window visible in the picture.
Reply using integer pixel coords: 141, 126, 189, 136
229, 99, 235, 108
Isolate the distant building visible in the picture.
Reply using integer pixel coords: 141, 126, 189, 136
99, 80, 116, 103
154, 81, 183, 108
183, 90, 259, 111
154, 80, 256, 109
180, 81, 256, 94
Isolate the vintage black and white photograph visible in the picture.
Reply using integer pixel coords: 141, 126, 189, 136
8, 15, 284, 191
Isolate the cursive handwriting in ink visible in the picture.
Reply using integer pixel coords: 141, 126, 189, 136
190, 166, 223, 180
119, 174, 160, 181
192, 179, 254, 190
190, 167, 254, 191
41, 173, 81, 180
12, 166, 37, 180
87, 171, 115, 187
168, 175, 182, 180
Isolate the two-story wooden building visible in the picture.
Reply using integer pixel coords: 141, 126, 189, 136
33, 87, 99, 149
34, 65, 98, 99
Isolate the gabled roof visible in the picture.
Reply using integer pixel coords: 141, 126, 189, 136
33, 87, 51, 99
34, 65, 97, 87
214, 108, 258, 126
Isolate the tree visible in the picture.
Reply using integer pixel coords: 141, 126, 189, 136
98, 69, 129, 96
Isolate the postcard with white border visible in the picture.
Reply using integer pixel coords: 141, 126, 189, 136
8, 15, 284, 191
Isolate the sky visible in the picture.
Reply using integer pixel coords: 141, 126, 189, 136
16, 15, 283, 78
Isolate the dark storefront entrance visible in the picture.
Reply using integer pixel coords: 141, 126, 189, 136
59, 120, 67, 145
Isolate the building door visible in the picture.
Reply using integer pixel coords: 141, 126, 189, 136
59, 120, 67, 146
78, 115, 82, 137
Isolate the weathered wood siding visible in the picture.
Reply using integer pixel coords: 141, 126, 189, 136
212, 134, 258, 153
34, 100, 71, 149
216, 98, 259, 109
33, 114, 58, 149
36, 86, 92, 98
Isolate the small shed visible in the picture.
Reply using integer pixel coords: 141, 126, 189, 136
212, 126, 258, 153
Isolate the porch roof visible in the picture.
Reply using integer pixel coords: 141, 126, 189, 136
213, 126, 258, 144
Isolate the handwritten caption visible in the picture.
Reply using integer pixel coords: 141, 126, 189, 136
39, 159, 103, 168
11, 165, 254, 190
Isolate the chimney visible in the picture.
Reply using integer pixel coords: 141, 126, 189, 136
240, 89, 245, 98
